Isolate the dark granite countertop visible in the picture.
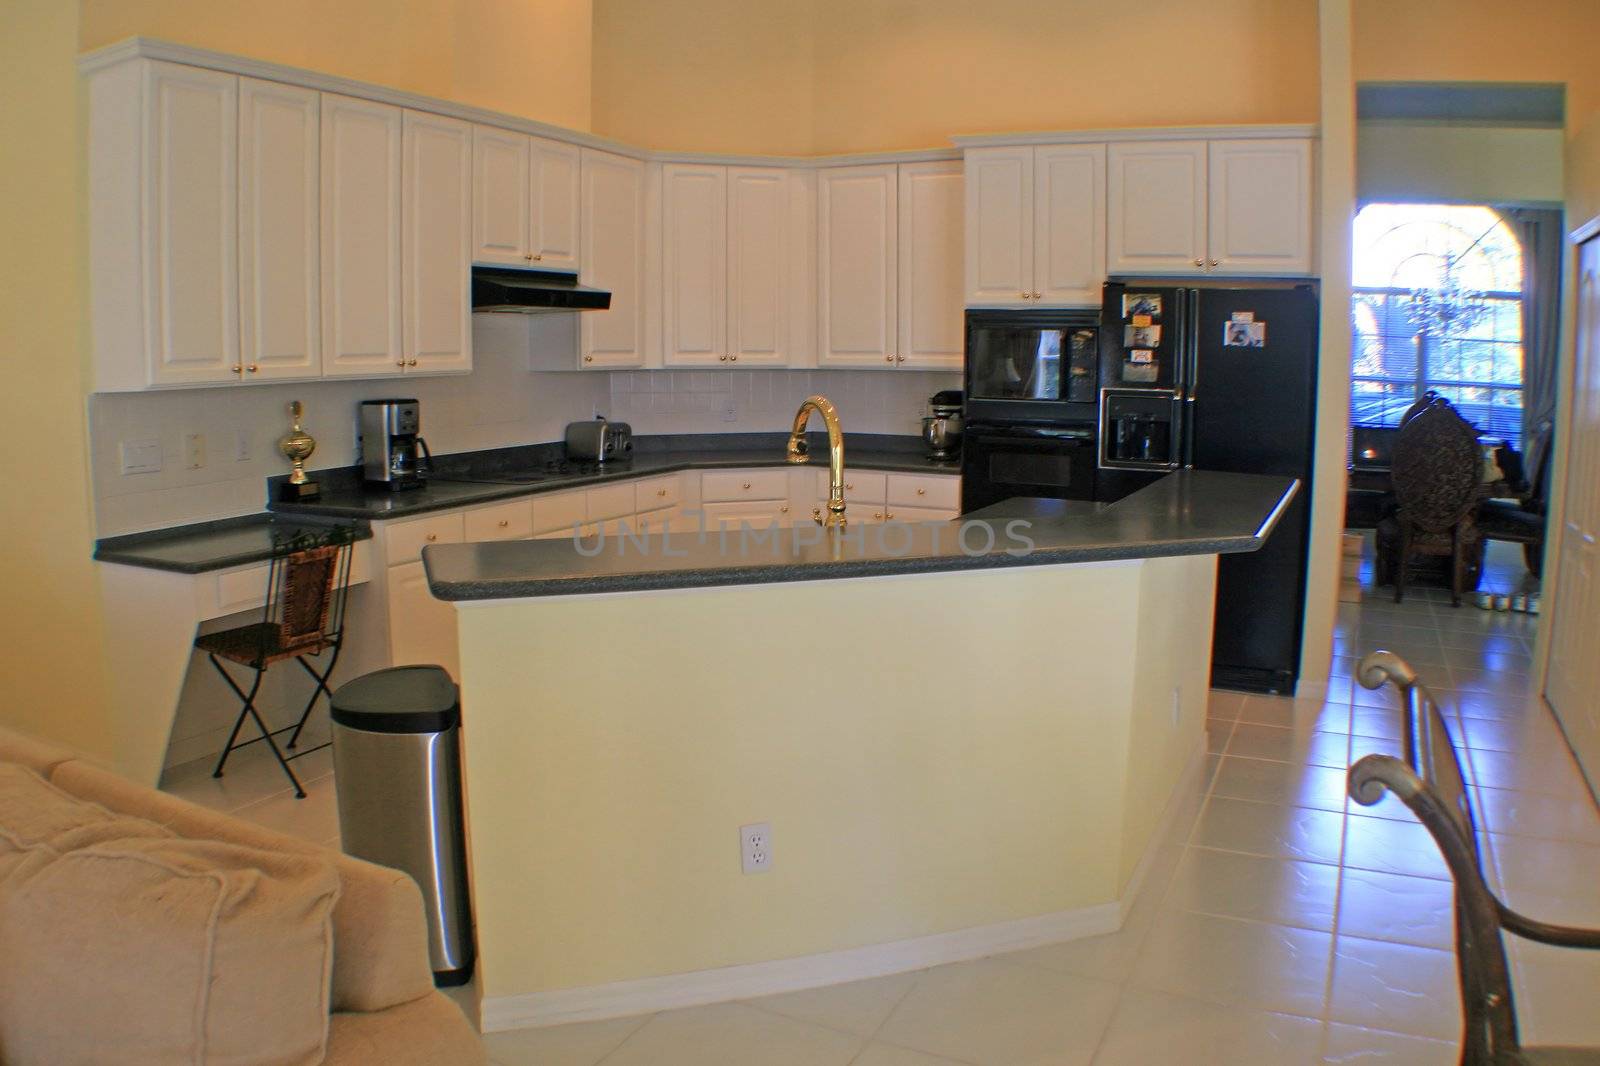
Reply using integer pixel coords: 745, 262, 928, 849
423, 471, 1299, 601
94, 514, 372, 574
270, 433, 959, 521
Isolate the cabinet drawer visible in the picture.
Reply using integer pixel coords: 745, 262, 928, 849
887, 473, 960, 510
212, 563, 271, 617
702, 469, 789, 502
888, 504, 959, 523
702, 500, 795, 527
634, 474, 683, 512
586, 481, 637, 521
531, 489, 587, 536
464, 499, 535, 542
385, 512, 465, 566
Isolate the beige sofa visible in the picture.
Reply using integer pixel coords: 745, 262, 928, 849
0, 724, 484, 1065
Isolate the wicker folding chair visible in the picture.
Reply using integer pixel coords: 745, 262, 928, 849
1350, 651, 1600, 1065
196, 527, 356, 798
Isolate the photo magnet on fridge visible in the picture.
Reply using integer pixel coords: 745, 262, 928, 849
1124, 324, 1161, 347
1224, 321, 1266, 347
1122, 293, 1162, 318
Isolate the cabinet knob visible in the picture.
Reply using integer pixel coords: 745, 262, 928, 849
885, 354, 895, 363
895, 354, 905, 363
729, 354, 738, 362
885, 512, 894, 520
916, 487, 926, 495
497, 520, 509, 528
845, 482, 854, 491
1031, 292, 1041, 300
719, 354, 728, 362
1019, 291, 1029, 299
533, 254, 543, 261
1193, 258, 1204, 267
874, 512, 883, 520
657, 488, 667, 497
742, 482, 752, 490
524, 253, 534, 261
396, 360, 406, 367
407, 359, 418, 367
1208, 258, 1220, 268
584, 355, 594, 363
246, 364, 258, 373
231, 365, 243, 373
780, 505, 789, 513
426, 533, 438, 542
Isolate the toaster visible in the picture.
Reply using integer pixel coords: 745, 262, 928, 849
564, 419, 633, 462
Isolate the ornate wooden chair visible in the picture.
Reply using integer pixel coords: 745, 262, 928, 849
1376, 398, 1485, 605
196, 526, 356, 797
1350, 651, 1600, 1065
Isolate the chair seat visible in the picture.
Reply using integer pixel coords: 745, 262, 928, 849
1524, 1047, 1600, 1065
196, 622, 332, 668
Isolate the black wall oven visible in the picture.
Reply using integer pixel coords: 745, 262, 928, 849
961, 424, 1097, 512
964, 310, 1101, 425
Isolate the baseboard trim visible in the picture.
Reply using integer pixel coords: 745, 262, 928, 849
481, 736, 1208, 1033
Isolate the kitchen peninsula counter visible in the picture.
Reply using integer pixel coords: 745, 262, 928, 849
445, 468, 1299, 1032
424, 471, 1297, 600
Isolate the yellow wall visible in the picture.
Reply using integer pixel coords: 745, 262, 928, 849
79, 0, 594, 130
1353, 0, 1600, 140
591, 0, 1321, 155
0, 0, 113, 758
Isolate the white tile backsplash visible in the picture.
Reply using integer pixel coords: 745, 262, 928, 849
90, 314, 609, 535
88, 310, 960, 536
608, 368, 959, 437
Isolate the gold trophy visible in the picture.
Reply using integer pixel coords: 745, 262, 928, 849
277, 400, 320, 500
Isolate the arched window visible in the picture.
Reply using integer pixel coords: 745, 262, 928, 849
1351, 203, 1525, 444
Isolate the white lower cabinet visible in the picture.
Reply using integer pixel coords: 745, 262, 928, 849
386, 560, 461, 676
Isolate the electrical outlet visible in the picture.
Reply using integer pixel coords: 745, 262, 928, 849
119, 438, 162, 475
184, 432, 206, 470
740, 822, 771, 874
233, 429, 251, 463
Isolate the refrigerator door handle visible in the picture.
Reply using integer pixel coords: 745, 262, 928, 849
1182, 289, 1199, 468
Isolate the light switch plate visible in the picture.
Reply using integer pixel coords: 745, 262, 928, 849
120, 438, 163, 475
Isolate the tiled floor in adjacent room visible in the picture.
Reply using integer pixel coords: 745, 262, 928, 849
162, 548, 1600, 1065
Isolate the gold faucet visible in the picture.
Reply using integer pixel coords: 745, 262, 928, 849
786, 395, 846, 528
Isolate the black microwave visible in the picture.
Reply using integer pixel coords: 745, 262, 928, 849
964, 309, 1102, 425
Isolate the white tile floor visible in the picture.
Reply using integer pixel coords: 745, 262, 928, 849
160, 544, 1600, 1066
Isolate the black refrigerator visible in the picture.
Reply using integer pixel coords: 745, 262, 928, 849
1096, 280, 1319, 695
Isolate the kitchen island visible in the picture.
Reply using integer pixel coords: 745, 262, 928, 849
425, 471, 1298, 1031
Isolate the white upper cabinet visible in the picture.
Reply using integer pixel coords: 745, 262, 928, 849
472, 126, 581, 271
964, 144, 1102, 307
662, 164, 727, 366
238, 78, 320, 381
580, 149, 647, 368
1033, 144, 1106, 304
321, 94, 404, 377
1107, 141, 1208, 275
818, 164, 898, 367
964, 147, 1033, 307
144, 62, 241, 386
471, 126, 530, 266
726, 167, 791, 366
897, 160, 963, 369
402, 110, 472, 374
1207, 139, 1314, 275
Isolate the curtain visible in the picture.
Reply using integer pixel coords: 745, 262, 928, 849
1504, 206, 1563, 490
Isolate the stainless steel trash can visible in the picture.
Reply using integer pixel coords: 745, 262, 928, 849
330, 665, 474, 986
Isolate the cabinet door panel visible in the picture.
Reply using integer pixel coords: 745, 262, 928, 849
472, 126, 530, 265
662, 164, 727, 366
1034, 143, 1106, 306
144, 62, 239, 385
321, 94, 403, 377
1207, 138, 1314, 275
1106, 141, 1208, 275
727, 167, 790, 366
530, 135, 581, 271
387, 561, 459, 676
239, 78, 319, 380
964, 147, 1033, 307
403, 111, 472, 374
898, 161, 964, 369
818, 165, 898, 367
580, 149, 647, 368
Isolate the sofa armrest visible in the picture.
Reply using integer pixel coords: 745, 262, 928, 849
47, 760, 435, 1012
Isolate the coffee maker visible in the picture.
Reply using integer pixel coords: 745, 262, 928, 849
360, 399, 433, 490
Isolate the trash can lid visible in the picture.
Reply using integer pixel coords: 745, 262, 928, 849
331, 665, 459, 734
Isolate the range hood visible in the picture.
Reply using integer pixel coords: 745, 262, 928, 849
471, 265, 611, 314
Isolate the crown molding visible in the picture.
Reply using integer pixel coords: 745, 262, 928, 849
950, 124, 1319, 147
